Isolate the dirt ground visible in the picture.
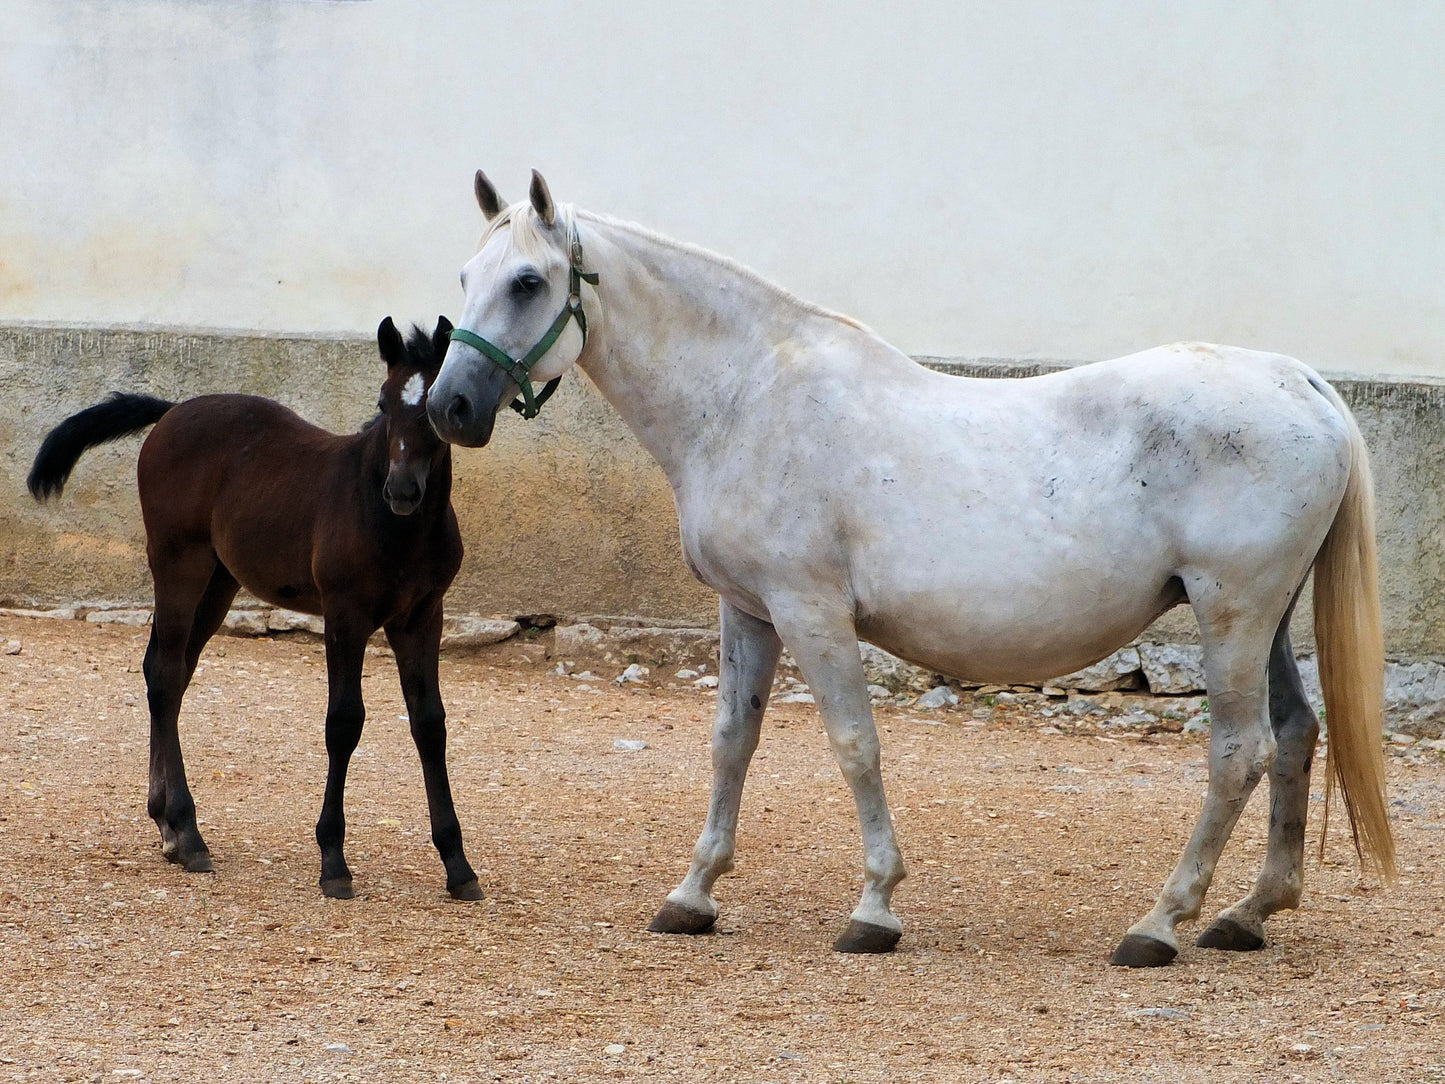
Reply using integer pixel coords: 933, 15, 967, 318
1, 612, 1442, 1084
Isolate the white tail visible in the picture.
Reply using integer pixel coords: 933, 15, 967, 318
1312, 389, 1395, 879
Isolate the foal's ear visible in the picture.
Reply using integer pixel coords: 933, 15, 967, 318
432, 315, 454, 360
475, 170, 505, 221
377, 316, 406, 369
529, 169, 557, 228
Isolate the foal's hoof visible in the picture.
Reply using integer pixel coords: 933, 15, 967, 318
1109, 933, 1178, 968
647, 900, 717, 936
320, 877, 356, 900
448, 878, 485, 902
163, 844, 213, 873
1197, 917, 1265, 952
833, 919, 902, 954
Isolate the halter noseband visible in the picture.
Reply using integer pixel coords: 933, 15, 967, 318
447, 222, 600, 420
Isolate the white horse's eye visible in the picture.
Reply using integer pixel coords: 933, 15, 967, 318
512, 272, 545, 297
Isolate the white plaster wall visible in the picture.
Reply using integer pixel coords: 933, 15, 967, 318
3, 1, 1442, 376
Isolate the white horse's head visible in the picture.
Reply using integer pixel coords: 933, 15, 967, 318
428, 170, 596, 447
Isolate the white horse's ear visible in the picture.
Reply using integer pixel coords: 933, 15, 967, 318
475, 170, 505, 221
529, 169, 557, 227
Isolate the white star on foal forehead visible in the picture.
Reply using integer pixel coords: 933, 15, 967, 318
400, 373, 426, 406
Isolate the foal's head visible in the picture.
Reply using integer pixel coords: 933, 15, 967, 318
375, 315, 452, 516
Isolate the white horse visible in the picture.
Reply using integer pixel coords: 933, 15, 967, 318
429, 170, 1395, 967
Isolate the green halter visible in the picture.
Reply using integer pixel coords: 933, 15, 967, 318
447, 225, 599, 419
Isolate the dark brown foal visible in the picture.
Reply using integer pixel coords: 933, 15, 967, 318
28, 316, 482, 901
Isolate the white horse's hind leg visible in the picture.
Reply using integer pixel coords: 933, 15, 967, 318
649, 602, 782, 936
1197, 621, 1319, 951
1112, 619, 1278, 967
772, 609, 907, 953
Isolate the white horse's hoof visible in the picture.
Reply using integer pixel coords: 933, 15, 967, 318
833, 919, 901, 954
647, 900, 717, 935
1197, 916, 1265, 951
1109, 933, 1177, 967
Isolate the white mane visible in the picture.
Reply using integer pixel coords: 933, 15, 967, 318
577, 209, 873, 333
483, 202, 872, 335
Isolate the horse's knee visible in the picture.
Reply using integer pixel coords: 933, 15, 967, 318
828, 731, 881, 783
324, 704, 365, 757
408, 710, 447, 760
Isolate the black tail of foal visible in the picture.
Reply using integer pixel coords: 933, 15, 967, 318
27, 393, 176, 501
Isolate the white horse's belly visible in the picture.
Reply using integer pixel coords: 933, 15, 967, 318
846, 512, 1184, 682
855, 571, 1183, 683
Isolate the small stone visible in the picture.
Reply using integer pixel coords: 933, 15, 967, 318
1397, 701, 1445, 739
2, 640, 20, 656
223, 609, 269, 635
0, 606, 77, 621
573, 670, 600, 681
268, 609, 325, 635
440, 615, 520, 648
858, 643, 935, 693
551, 661, 574, 676
1041, 686, 1067, 699
604, 1043, 626, 1055
86, 608, 152, 627
867, 684, 891, 699
1049, 647, 1143, 692
324, 1042, 352, 1054
693, 675, 719, 689
1388, 732, 1416, 745
615, 663, 650, 685
914, 686, 960, 709
776, 691, 814, 704
613, 739, 648, 752
675, 669, 699, 680
1039, 726, 1063, 736
1125, 1007, 1190, 1021
1138, 642, 1207, 695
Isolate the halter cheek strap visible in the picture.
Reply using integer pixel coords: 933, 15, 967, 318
448, 228, 600, 420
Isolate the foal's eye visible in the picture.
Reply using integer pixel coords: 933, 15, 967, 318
377, 397, 386, 412
512, 272, 545, 297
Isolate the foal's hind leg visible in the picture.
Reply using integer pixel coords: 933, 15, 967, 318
1112, 614, 1278, 967
145, 553, 233, 872
385, 599, 482, 901
650, 601, 782, 937
1198, 617, 1318, 952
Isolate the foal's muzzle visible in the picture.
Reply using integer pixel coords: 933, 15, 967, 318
383, 470, 426, 516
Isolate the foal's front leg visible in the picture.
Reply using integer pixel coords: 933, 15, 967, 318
386, 601, 482, 901
649, 601, 781, 936
315, 613, 371, 899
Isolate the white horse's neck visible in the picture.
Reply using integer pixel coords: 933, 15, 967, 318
572, 211, 894, 484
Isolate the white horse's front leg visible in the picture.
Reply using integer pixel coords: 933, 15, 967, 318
776, 609, 907, 953
649, 601, 781, 937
